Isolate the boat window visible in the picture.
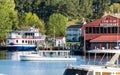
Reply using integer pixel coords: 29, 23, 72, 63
102, 72, 110, 75
16, 40, 18, 43
25, 40, 27, 43
63, 69, 88, 75
22, 40, 24, 43
95, 72, 100, 75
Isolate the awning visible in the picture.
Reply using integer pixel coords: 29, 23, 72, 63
90, 35, 120, 42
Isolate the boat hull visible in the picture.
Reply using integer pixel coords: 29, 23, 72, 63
6, 46, 36, 51
20, 55, 76, 61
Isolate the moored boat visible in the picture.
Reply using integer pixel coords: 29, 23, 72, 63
64, 49, 120, 75
20, 50, 76, 61
6, 27, 45, 51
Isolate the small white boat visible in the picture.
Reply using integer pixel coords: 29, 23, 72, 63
64, 49, 120, 75
20, 50, 76, 61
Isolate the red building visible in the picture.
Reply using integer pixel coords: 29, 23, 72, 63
82, 15, 120, 50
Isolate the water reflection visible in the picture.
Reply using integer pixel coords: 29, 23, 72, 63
0, 52, 119, 75
0, 56, 84, 75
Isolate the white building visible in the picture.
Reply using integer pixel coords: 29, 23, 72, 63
55, 37, 66, 47
66, 25, 82, 42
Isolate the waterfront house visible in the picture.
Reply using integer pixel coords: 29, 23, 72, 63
82, 13, 120, 50
66, 23, 82, 42
55, 37, 66, 47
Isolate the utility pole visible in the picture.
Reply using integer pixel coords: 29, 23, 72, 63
84, 29, 86, 59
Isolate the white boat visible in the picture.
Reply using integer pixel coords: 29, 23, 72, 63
64, 49, 120, 75
6, 27, 45, 51
20, 50, 76, 61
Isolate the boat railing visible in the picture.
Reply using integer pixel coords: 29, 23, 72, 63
37, 50, 71, 58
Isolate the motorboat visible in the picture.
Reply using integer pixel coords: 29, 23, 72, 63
20, 50, 76, 61
64, 49, 120, 75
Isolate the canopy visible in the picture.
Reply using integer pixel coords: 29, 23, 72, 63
88, 49, 120, 53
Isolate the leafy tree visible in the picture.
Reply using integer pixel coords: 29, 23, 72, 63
0, 9, 12, 40
78, 0, 93, 21
0, 0, 19, 30
0, 0, 18, 40
111, 0, 120, 3
20, 12, 45, 34
109, 3, 120, 13
92, 0, 111, 19
46, 13, 67, 37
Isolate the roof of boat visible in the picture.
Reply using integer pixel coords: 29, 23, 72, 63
79, 65, 120, 72
88, 49, 120, 53
68, 65, 120, 72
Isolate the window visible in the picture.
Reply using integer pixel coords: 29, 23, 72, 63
108, 27, 111, 33
112, 43, 117, 49
91, 43, 100, 49
25, 40, 27, 43
96, 72, 101, 75
89, 27, 92, 33
93, 27, 96, 33
93, 27, 99, 33
16, 40, 18, 43
103, 28, 107, 33
112, 27, 117, 33
22, 40, 24, 43
100, 27, 104, 33
86, 27, 89, 33
96, 27, 99, 33
102, 43, 110, 49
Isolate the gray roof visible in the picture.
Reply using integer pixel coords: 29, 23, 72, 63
67, 24, 82, 28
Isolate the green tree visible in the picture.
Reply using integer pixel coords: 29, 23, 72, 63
109, 3, 120, 13
20, 12, 45, 34
92, 0, 111, 19
0, 0, 19, 30
0, 0, 18, 40
46, 13, 67, 37
0, 9, 12, 40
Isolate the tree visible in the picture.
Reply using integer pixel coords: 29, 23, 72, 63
0, 9, 12, 40
109, 3, 120, 13
92, 0, 111, 19
0, 0, 19, 30
0, 0, 18, 40
46, 13, 67, 37
20, 12, 45, 34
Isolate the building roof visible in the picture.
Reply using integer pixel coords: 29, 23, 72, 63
83, 15, 120, 27
56, 37, 64, 40
67, 24, 82, 28
90, 35, 120, 42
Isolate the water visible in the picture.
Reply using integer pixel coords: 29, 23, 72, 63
0, 56, 86, 75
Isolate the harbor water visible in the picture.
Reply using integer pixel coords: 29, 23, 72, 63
0, 51, 115, 75
0, 56, 85, 75
0, 50, 87, 75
